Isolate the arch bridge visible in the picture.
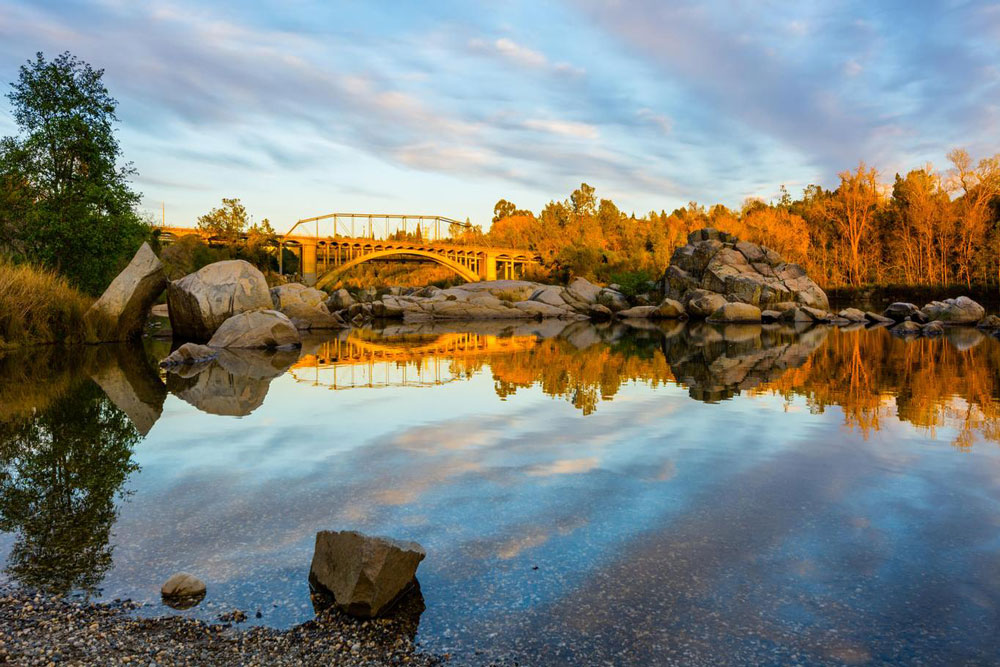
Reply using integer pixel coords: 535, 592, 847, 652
157, 211, 541, 286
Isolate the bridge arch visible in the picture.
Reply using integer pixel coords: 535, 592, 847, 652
315, 248, 480, 288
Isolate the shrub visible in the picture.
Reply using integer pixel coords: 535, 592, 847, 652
0, 257, 106, 348
609, 269, 655, 298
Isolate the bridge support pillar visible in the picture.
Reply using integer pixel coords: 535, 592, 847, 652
301, 241, 318, 285
480, 251, 498, 281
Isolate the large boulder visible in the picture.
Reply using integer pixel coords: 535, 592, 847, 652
663, 229, 828, 313
207, 310, 301, 349
271, 283, 344, 330
85, 243, 168, 341
707, 302, 762, 323
167, 260, 272, 340
309, 530, 425, 618
325, 288, 356, 312
921, 296, 985, 325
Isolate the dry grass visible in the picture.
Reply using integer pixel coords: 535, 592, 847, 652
0, 257, 105, 349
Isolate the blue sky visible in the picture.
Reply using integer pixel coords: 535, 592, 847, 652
1, 0, 997, 230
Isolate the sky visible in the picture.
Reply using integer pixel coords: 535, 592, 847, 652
0, 0, 998, 230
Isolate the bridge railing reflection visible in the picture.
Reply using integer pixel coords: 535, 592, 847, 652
289, 332, 539, 390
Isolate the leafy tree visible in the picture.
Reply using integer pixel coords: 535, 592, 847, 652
0, 52, 148, 295
197, 197, 248, 247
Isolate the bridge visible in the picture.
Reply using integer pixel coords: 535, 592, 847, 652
157, 212, 541, 286
288, 331, 539, 390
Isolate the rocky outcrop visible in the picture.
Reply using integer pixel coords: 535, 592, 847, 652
309, 530, 426, 618
921, 296, 985, 325
271, 283, 345, 330
662, 229, 829, 315
167, 260, 272, 340
207, 310, 301, 349
85, 243, 168, 341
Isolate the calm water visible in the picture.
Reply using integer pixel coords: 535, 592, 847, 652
2, 320, 1000, 664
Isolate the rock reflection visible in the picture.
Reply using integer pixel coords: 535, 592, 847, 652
164, 348, 299, 417
0, 349, 140, 595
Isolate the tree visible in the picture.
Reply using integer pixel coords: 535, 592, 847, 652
828, 162, 883, 286
947, 149, 1000, 287
197, 197, 248, 247
0, 52, 148, 294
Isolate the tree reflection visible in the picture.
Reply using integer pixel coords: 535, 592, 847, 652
0, 365, 140, 596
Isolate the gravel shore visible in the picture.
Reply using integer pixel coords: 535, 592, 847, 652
0, 586, 445, 666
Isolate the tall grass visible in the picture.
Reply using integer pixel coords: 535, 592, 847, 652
0, 257, 106, 349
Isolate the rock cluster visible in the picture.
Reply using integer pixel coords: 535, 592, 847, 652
310, 530, 426, 619
880, 297, 994, 337
662, 228, 829, 313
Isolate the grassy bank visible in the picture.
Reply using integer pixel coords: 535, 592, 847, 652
0, 258, 108, 349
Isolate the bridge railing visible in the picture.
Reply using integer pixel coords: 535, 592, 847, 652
284, 213, 472, 243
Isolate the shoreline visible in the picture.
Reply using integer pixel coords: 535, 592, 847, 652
0, 586, 444, 666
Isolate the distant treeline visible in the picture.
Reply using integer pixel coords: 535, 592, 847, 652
473, 152, 1000, 291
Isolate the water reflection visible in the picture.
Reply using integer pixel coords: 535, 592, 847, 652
0, 349, 140, 595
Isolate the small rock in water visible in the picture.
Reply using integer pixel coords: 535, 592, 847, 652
160, 572, 206, 609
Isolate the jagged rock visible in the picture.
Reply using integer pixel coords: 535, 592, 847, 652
976, 314, 1000, 331
707, 302, 762, 323
891, 320, 922, 335
838, 308, 867, 322
326, 288, 356, 311
159, 343, 218, 367
207, 310, 301, 349
309, 530, 425, 618
883, 302, 920, 322
686, 290, 729, 319
85, 243, 168, 341
653, 298, 686, 319
922, 321, 946, 336
589, 303, 613, 321
167, 260, 272, 340
864, 311, 894, 326
161, 572, 206, 599
618, 305, 657, 319
663, 228, 828, 311
921, 296, 986, 325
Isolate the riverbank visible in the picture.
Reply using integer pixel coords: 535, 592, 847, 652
0, 586, 444, 666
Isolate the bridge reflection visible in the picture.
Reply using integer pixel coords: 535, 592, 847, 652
290, 331, 539, 390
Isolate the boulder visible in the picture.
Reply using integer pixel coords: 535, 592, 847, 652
653, 298, 686, 319
618, 305, 658, 319
159, 343, 218, 367
976, 314, 1000, 331
167, 260, 272, 340
779, 307, 816, 323
596, 288, 629, 312
207, 310, 301, 349
883, 302, 920, 322
761, 309, 781, 323
686, 290, 728, 319
309, 530, 425, 618
662, 228, 828, 311
565, 277, 602, 305
326, 288, 356, 311
838, 308, 867, 322
161, 572, 206, 599
85, 243, 168, 341
922, 321, 945, 336
921, 296, 986, 325
271, 283, 328, 311
707, 302, 762, 323
891, 320, 922, 335
864, 311, 894, 326
588, 303, 613, 321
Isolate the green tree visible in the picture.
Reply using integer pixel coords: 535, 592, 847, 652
197, 197, 248, 247
0, 52, 148, 295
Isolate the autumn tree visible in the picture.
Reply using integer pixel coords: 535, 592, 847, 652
947, 149, 1000, 287
828, 162, 883, 286
197, 197, 248, 247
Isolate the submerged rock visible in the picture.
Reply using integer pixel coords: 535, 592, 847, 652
891, 320, 922, 335
167, 260, 272, 340
161, 572, 206, 608
976, 314, 1000, 331
309, 530, 426, 618
159, 342, 218, 367
85, 243, 168, 341
838, 308, 867, 322
883, 302, 920, 322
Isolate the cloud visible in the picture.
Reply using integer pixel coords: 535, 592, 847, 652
523, 118, 600, 139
